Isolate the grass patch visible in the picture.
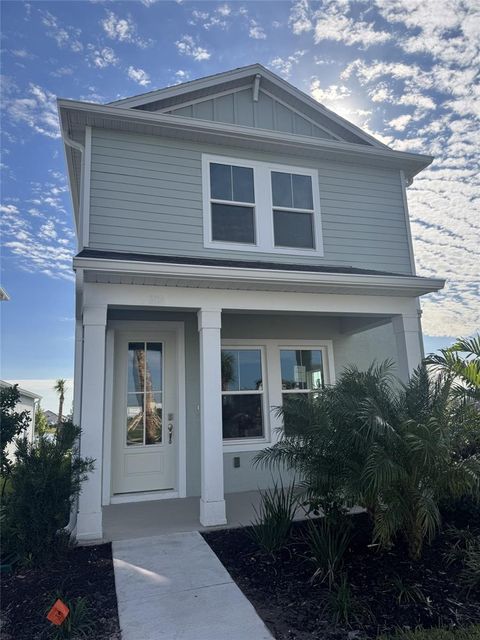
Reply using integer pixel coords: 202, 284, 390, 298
379, 625, 480, 639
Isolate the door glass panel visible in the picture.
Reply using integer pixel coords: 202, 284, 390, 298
127, 342, 144, 392
127, 395, 144, 445
146, 343, 162, 391
126, 342, 163, 446
145, 392, 162, 445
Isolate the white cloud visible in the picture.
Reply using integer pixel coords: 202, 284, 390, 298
6, 83, 60, 139
41, 10, 83, 52
174, 69, 190, 83
175, 35, 210, 61
11, 49, 34, 59
89, 46, 119, 69
39, 220, 57, 240
127, 66, 151, 86
269, 50, 306, 77
249, 20, 267, 39
289, 0, 391, 48
388, 114, 412, 131
289, 0, 313, 34
101, 11, 151, 47
310, 79, 351, 105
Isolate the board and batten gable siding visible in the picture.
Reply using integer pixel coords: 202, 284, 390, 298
163, 88, 337, 141
89, 128, 414, 275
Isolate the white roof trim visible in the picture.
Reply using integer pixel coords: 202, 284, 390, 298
0, 380, 42, 400
58, 98, 433, 176
74, 255, 445, 298
107, 64, 388, 150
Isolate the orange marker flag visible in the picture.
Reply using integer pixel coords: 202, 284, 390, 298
47, 599, 70, 626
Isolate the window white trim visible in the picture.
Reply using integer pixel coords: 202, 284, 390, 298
202, 153, 324, 256
221, 339, 335, 452
221, 344, 270, 449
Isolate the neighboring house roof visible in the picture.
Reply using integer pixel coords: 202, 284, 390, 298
44, 409, 59, 425
0, 380, 41, 400
0, 287, 10, 301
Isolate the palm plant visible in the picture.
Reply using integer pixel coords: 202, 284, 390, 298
426, 334, 480, 402
54, 379, 67, 425
254, 362, 480, 559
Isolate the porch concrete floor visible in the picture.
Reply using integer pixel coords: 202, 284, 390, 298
113, 531, 273, 640
103, 491, 265, 541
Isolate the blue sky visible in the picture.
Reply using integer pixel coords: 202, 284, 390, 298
1, 0, 479, 410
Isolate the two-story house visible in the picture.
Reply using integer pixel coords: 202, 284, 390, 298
59, 64, 444, 542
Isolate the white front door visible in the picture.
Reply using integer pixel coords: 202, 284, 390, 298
112, 331, 178, 494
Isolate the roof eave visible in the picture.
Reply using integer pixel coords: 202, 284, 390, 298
74, 255, 445, 298
57, 99, 433, 180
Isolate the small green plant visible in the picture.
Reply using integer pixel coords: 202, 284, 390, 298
3, 421, 94, 564
378, 624, 480, 639
445, 526, 480, 593
391, 574, 426, 605
47, 593, 95, 639
247, 480, 297, 556
305, 516, 352, 588
0, 384, 31, 492
320, 573, 371, 627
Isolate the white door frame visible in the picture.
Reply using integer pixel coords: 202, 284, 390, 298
102, 320, 186, 505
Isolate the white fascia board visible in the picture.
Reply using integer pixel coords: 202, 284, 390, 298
108, 64, 263, 108
57, 99, 433, 177
107, 63, 386, 149
73, 256, 445, 297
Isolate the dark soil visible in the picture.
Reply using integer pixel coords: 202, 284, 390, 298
1, 543, 120, 640
202, 512, 480, 640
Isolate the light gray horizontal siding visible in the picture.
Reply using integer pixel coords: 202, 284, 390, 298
89, 129, 413, 274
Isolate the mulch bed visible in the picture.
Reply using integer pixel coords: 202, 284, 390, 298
202, 512, 480, 640
1, 543, 120, 640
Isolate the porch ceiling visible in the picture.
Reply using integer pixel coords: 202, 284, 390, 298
79, 261, 444, 298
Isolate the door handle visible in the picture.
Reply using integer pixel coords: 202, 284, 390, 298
168, 423, 173, 444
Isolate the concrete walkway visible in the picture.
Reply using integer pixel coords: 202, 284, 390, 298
113, 531, 273, 640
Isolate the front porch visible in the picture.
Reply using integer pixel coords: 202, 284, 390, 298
103, 490, 265, 541
72, 260, 443, 543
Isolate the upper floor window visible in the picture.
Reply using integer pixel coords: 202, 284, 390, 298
202, 154, 323, 256
272, 171, 314, 249
210, 163, 255, 244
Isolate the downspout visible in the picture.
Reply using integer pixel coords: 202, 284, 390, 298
60, 124, 85, 541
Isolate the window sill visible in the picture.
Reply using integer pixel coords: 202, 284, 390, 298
204, 240, 324, 257
222, 439, 271, 453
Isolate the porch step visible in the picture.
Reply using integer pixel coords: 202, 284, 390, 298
113, 531, 273, 640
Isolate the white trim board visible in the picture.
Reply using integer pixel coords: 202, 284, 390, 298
201, 153, 324, 257
221, 338, 335, 453
102, 320, 186, 506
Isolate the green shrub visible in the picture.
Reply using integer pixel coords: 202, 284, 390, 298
255, 361, 480, 559
247, 480, 297, 556
3, 422, 94, 564
305, 516, 352, 588
320, 573, 371, 627
445, 526, 480, 593
0, 385, 31, 482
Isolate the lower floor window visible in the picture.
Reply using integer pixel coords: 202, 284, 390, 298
221, 348, 264, 440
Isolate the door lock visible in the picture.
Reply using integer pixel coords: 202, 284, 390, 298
168, 423, 173, 444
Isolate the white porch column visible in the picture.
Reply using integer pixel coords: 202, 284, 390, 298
77, 305, 107, 541
392, 312, 424, 383
197, 308, 227, 527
